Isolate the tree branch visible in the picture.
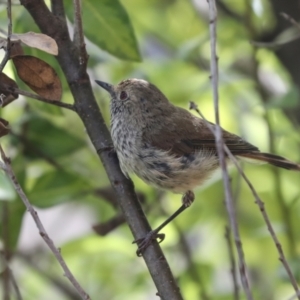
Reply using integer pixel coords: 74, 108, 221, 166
20, 0, 183, 298
0, 0, 12, 72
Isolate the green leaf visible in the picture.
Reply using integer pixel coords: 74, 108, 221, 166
24, 116, 85, 158
28, 170, 91, 207
65, 0, 141, 61
0, 200, 26, 250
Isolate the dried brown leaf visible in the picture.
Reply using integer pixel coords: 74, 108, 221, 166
11, 32, 58, 55
12, 55, 62, 101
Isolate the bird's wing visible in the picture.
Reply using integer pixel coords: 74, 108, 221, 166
144, 109, 258, 157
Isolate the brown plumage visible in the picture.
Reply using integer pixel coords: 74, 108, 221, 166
96, 78, 300, 191
144, 107, 300, 171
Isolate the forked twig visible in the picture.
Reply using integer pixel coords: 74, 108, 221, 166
0, 84, 75, 110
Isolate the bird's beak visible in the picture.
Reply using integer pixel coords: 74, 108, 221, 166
95, 80, 115, 96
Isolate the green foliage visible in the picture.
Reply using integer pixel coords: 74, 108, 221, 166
65, 0, 141, 61
27, 170, 91, 207
23, 115, 85, 158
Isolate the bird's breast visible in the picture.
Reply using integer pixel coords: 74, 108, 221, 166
111, 117, 142, 176
111, 117, 219, 193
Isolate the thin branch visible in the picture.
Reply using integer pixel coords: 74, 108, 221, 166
0, 146, 90, 300
191, 100, 300, 300
280, 12, 300, 32
0, 0, 13, 72
1, 84, 75, 110
244, 0, 297, 259
264, 113, 296, 256
252, 51, 296, 257
224, 226, 240, 300
224, 151, 300, 299
206, 1, 253, 299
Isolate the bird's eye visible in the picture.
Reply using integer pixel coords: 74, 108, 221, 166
120, 91, 128, 101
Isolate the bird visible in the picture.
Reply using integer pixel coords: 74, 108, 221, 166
95, 78, 300, 256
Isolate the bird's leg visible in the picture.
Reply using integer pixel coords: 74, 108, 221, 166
133, 190, 195, 256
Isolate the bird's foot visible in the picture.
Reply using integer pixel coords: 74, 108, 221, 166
133, 231, 165, 257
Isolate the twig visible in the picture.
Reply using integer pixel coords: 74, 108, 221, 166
191, 100, 300, 300
250, 47, 296, 256
190, 102, 252, 298
224, 151, 300, 300
0, 145, 90, 300
224, 226, 240, 300
1, 84, 75, 110
206, 1, 253, 299
280, 12, 300, 32
0, 0, 12, 72
264, 112, 296, 256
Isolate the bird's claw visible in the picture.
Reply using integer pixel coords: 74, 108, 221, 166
133, 231, 165, 257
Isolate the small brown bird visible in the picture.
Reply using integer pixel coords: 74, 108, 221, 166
96, 78, 300, 255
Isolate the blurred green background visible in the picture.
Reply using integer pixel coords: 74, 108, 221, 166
1, 0, 300, 299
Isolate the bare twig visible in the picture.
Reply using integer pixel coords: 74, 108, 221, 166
0, 146, 90, 300
249, 45, 296, 256
243, 6, 300, 298
0, 0, 12, 72
190, 102, 252, 298
206, 1, 253, 298
0, 84, 75, 110
224, 226, 240, 300
225, 151, 300, 299
280, 12, 300, 31
191, 99, 300, 299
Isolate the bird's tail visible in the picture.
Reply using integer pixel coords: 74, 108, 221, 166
237, 152, 300, 171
